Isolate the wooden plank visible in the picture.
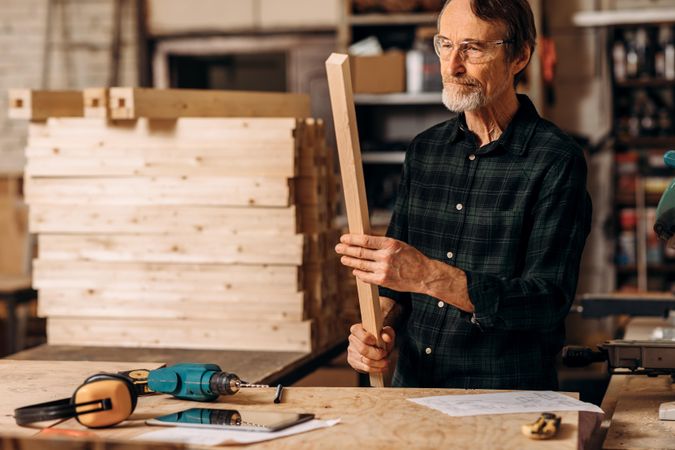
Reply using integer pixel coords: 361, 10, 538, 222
29, 204, 300, 235
83, 87, 110, 118
47, 317, 314, 352
38, 233, 306, 265
24, 176, 293, 207
109, 87, 311, 119
28, 117, 298, 142
33, 260, 302, 292
38, 288, 305, 321
8, 89, 84, 120
326, 52, 384, 387
25, 140, 298, 177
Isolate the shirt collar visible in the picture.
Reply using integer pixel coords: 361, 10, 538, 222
448, 94, 540, 156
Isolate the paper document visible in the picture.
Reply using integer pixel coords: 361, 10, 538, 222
409, 391, 603, 417
134, 418, 340, 446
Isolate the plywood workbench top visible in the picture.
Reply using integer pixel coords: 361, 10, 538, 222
0, 360, 582, 449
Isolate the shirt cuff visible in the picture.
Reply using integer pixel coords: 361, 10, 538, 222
378, 286, 409, 304
464, 270, 502, 329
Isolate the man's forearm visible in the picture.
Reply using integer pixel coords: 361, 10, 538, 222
422, 259, 475, 313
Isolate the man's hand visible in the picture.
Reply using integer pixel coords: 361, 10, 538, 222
335, 233, 475, 313
347, 323, 395, 374
335, 234, 430, 294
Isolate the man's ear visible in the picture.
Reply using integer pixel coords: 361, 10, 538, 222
511, 44, 532, 76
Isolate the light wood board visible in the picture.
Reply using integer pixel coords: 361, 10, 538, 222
28, 204, 300, 235
32, 260, 302, 293
326, 52, 384, 387
37, 234, 306, 266
25, 176, 293, 207
37, 288, 306, 321
109, 87, 311, 119
46, 318, 313, 352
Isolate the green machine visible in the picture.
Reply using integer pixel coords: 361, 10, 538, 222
654, 150, 675, 248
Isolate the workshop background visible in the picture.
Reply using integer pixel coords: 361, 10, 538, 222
1, 0, 674, 406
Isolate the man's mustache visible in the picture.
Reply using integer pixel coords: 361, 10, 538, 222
443, 77, 479, 87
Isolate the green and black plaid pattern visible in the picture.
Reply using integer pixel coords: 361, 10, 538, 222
379, 95, 592, 390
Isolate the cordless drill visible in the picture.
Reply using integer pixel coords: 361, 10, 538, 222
130, 363, 268, 402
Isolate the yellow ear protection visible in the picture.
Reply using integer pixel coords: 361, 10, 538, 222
14, 373, 138, 428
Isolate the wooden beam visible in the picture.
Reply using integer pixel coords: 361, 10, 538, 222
8, 89, 84, 120
33, 260, 303, 293
326, 53, 384, 387
47, 317, 314, 352
27, 117, 298, 142
24, 176, 293, 207
109, 87, 311, 119
38, 233, 306, 266
83, 88, 110, 118
38, 288, 306, 321
29, 204, 300, 235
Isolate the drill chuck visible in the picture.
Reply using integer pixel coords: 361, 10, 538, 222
209, 372, 242, 395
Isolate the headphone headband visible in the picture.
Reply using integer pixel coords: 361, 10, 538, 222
14, 397, 112, 426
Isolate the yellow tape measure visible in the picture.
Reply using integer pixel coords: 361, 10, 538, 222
521, 412, 561, 440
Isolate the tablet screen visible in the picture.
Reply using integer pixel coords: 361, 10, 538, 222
147, 408, 315, 432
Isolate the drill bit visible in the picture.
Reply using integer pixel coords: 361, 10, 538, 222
239, 382, 269, 389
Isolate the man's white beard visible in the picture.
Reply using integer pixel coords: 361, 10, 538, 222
442, 84, 487, 112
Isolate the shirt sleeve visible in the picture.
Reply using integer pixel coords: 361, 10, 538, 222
463, 153, 592, 332
379, 144, 413, 311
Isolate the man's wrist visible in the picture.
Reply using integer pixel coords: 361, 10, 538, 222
422, 259, 474, 313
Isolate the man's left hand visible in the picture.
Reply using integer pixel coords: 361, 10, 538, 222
334, 234, 431, 294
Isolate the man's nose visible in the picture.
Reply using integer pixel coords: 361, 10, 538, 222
443, 49, 466, 76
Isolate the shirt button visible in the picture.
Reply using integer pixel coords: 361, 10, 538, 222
468, 154, 476, 161
437, 301, 445, 308
425, 347, 432, 355
455, 203, 463, 211
446, 251, 454, 259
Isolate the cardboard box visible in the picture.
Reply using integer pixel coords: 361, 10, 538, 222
350, 51, 405, 94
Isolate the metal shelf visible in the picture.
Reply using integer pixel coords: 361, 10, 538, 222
615, 78, 675, 88
348, 13, 438, 26
617, 136, 675, 148
354, 92, 442, 105
362, 151, 406, 164
573, 9, 675, 27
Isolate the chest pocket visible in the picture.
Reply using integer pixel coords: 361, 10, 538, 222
456, 207, 526, 276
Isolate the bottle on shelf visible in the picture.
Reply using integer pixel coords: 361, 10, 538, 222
625, 30, 639, 79
635, 27, 652, 78
613, 30, 627, 82
664, 26, 675, 81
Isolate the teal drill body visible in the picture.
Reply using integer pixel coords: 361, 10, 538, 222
147, 363, 241, 402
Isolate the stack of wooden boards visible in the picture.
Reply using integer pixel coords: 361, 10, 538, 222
8, 87, 356, 352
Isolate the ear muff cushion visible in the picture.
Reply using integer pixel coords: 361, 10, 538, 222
73, 379, 133, 428
83, 373, 138, 410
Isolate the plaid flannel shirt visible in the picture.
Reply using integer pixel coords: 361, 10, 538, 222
379, 95, 592, 390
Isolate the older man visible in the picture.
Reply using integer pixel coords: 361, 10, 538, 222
335, 0, 592, 390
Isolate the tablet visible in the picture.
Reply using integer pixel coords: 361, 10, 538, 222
146, 408, 315, 432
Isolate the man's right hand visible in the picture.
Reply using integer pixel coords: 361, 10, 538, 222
347, 323, 395, 374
